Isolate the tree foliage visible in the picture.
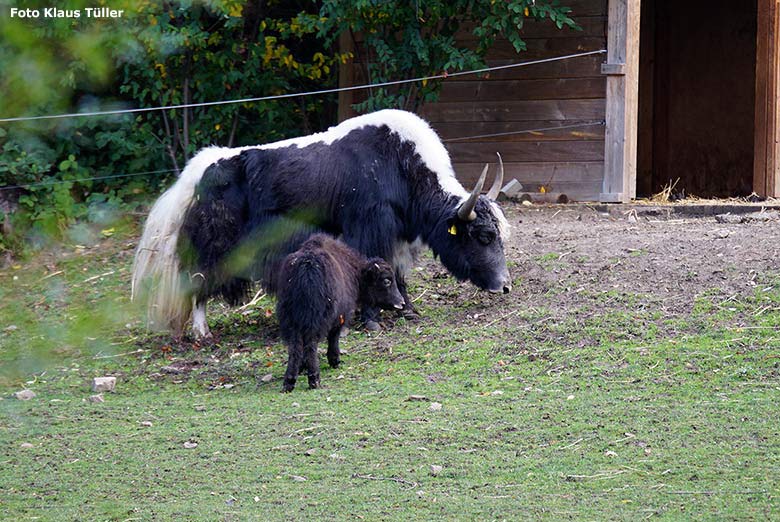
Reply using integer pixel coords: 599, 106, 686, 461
0, 0, 341, 252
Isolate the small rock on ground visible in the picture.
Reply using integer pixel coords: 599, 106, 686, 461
14, 389, 36, 400
91, 376, 116, 392
715, 213, 744, 224
88, 394, 105, 403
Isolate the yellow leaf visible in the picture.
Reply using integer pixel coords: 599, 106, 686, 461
215, 124, 221, 131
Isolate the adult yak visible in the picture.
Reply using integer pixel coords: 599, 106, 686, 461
132, 109, 511, 338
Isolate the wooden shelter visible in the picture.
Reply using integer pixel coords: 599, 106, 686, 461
339, 0, 780, 202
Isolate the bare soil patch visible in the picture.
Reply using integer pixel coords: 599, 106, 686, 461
406, 201, 780, 352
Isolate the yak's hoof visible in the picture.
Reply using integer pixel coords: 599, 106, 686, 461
328, 359, 340, 369
364, 320, 381, 332
401, 308, 421, 321
193, 330, 214, 344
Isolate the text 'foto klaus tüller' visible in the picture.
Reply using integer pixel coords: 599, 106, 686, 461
10, 7, 125, 18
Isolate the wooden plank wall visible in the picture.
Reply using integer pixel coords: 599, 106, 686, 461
339, 0, 609, 202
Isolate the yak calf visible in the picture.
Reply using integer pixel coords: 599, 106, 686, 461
276, 234, 404, 392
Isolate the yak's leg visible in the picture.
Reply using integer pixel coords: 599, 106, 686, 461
304, 342, 321, 389
360, 306, 381, 331
396, 274, 420, 320
282, 340, 303, 392
191, 298, 213, 340
326, 326, 341, 368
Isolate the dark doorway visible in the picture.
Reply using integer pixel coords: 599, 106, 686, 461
637, 0, 757, 198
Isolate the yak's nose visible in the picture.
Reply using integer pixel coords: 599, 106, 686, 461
503, 283, 512, 294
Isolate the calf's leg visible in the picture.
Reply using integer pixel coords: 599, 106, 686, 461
326, 326, 341, 368
282, 340, 303, 392
304, 342, 321, 389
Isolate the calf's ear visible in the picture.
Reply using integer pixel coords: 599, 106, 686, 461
361, 258, 384, 280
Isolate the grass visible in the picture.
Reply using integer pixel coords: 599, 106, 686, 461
1, 229, 779, 520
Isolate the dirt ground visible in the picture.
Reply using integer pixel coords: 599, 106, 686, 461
405, 201, 780, 351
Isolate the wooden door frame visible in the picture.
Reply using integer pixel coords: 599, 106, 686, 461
754, 0, 780, 198
601, 0, 641, 203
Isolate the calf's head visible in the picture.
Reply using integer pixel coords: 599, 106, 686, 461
360, 258, 405, 310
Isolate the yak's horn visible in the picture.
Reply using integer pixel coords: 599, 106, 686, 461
486, 152, 504, 200
457, 163, 488, 221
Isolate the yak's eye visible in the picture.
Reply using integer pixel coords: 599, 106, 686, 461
472, 229, 496, 245
382, 278, 392, 287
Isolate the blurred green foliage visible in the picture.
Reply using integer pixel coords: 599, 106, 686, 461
0, 0, 341, 254
0, 0, 576, 257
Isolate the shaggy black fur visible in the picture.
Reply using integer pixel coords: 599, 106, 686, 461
276, 234, 404, 392
179, 122, 509, 320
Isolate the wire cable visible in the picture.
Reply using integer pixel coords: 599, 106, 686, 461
443, 120, 606, 142
0, 49, 607, 124
0, 168, 177, 191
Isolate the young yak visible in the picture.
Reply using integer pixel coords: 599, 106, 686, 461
276, 234, 405, 392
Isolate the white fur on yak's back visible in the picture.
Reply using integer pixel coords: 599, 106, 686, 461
131, 146, 239, 332
257, 109, 469, 200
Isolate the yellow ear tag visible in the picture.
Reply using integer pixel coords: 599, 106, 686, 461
448, 224, 458, 235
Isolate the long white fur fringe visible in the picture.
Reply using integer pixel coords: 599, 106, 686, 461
130, 147, 237, 333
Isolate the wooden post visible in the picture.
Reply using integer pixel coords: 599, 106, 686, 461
601, 0, 641, 203
754, 0, 780, 198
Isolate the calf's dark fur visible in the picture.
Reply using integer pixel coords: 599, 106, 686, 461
276, 234, 404, 392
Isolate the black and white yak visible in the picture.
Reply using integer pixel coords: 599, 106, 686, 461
276, 233, 405, 392
131, 109, 511, 338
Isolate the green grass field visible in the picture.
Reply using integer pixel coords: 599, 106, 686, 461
1, 226, 778, 520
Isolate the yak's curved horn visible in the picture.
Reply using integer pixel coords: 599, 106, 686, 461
486, 152, 504, 200
457, 163, 488, 221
